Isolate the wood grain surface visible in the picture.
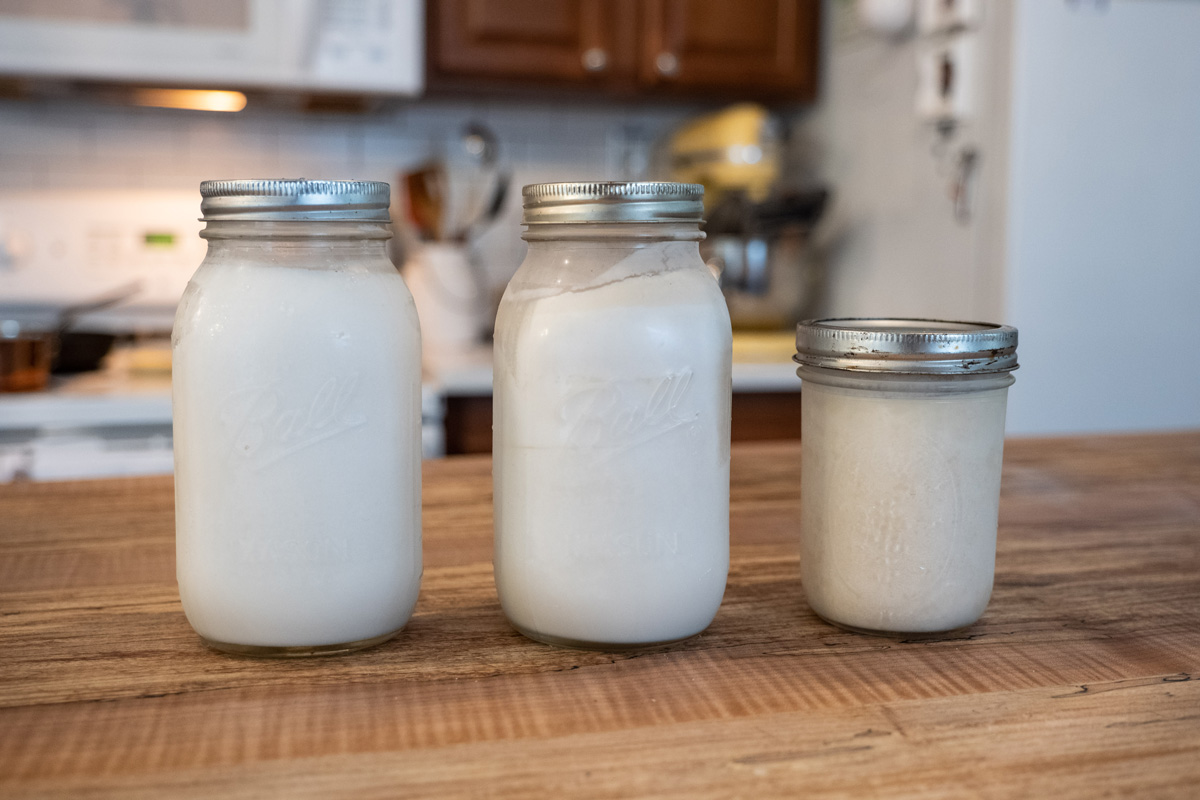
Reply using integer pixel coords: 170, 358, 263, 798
1, 433, 1199, 798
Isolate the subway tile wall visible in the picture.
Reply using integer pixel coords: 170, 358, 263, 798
0, 98, 701, 288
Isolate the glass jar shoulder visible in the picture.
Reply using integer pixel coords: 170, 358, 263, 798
500, 238, 725, 316
497, 262, 728, 355
177, 256, 415, 334
495, 265, 730, 394
506, 237, 716, 292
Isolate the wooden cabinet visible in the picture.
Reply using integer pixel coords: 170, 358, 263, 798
443, 391, 802, 456
428, 0, 819, 101
640, 0, 818, 96
429, 0, 635, 86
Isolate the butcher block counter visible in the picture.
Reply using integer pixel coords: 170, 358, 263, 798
2, 433, 1199, 798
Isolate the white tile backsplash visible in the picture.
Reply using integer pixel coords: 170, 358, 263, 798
0, 97, 700, 288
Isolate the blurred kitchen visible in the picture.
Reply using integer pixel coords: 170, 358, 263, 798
1, 0, 1197, 481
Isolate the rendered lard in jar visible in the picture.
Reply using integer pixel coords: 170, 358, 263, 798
493, 182, 732, 649
794, 318, 1018, 635
172, 179, 422, 656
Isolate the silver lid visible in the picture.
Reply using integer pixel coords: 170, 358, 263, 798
795, 318, 1019, 375
522, 181, 704, 224
200, 179, 391, 222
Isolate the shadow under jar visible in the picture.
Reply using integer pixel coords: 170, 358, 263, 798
172, 180, 423, 657
794, 318, 1019, 636
493, 182, 733, 650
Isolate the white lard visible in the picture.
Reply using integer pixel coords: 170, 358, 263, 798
172, 258, 422, 649
493, 241, 732, 647
799, 373, 1010, 634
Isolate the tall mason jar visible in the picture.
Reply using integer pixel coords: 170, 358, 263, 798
794, 318, 1019, 636
173, 179, 422, 656
493, 182, 733, 649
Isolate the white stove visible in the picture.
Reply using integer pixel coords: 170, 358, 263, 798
0, 189, 204, 332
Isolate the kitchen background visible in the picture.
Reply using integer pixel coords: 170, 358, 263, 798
1, 0, 1198, 480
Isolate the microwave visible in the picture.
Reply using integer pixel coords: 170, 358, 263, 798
0, 0, 423, 95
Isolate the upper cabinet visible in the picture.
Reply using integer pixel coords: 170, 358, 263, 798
428, 0, 820, 102
429, 0, 634, 86
640, 0, 818, 96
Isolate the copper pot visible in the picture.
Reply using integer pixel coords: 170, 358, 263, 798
0, 322, 54, 392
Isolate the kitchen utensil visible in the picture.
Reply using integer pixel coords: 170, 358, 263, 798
703, 189, 829, 330
464, 170, 510, 242
0, 282, 141, 389
455, 123, 499, 238
444, 123, 502, 241
400, 123, 507, 245
52, 282, 141, 374
403, 164, 445, 241
403, 242, 487, 353
0, 320, 53, 392
667, 103, 783, 208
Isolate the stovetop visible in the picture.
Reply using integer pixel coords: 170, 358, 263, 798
0, 189, 204, 333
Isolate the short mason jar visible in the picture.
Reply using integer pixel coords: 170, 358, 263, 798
173, 179, 422, 657
493, 181, 733, 650
794, 318, 1019, 636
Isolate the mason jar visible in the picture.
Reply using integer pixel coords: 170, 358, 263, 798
493, 182, 733, 649
173, 179, 422, 656
794, 318, 1019, 635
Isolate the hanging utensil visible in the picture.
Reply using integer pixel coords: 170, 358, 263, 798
464, 170, 510, 242
53, 281, 141, 374
403, 163, 444, 241
445, 122, 502, 241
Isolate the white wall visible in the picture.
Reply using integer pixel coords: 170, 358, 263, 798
1004, 0, 1200, 435
794, 0, 1013, 323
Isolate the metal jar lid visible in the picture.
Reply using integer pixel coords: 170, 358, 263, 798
794, 318, 1019, 375
200, 179, 391, 222
522, 181, 704, 224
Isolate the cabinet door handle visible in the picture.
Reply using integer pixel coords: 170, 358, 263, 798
582, 47, 609, 73
655, 52, 680, 78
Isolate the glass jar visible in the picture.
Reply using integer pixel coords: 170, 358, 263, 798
173, 179, 422, 656
794, 318, 1019, 636
493, 182, 733, 649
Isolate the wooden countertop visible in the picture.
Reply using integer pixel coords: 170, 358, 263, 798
2, 433, 1199, 798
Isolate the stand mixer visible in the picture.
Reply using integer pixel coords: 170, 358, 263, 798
666, 104, 828, 330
